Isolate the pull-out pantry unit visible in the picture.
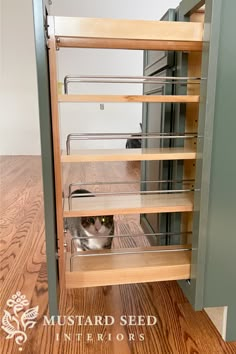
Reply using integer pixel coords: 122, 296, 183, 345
32, 0, 236, 341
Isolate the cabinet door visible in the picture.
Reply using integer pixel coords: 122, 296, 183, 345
141, 9, 177, 245
141, 69, 174, 246
143, 9, 175, 76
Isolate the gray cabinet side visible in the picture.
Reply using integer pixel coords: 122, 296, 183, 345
178, 0, 222, 310
203, 0, 236, 342
32, 0, 59, 316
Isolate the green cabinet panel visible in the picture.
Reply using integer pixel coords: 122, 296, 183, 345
32, 0, 59, 316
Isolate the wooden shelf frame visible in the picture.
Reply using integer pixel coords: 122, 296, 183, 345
52, 16, 203, 51
47, 17, 65, 283
66, 245, 191, 288
45, 15, 202, 291
64, 192, 194, 217
61, 147, 197, 163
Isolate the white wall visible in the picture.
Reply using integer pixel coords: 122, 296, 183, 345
0, 0, 180, 154
0, 0, 41, 155
50, 0, 180, 19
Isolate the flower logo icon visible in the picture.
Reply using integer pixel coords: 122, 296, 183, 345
1, 291, 39, 351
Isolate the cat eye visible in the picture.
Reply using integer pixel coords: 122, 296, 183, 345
83, 216, 112, 224
85, 217, 95, 224
101, 216, 111, 224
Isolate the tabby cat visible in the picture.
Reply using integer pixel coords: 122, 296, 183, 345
65, 189, 114, 251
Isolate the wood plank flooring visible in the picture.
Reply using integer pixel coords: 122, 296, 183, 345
1, 156, 236, 354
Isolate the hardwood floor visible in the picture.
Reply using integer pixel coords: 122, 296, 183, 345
0, 156, 236, 354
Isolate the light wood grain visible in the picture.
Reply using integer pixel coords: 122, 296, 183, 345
62, 161, 141, 198
61, 147, 197, 163
53, 17, 203, 42
66, 246, 191, 288
181, 11, 204, 243
58, 94, 200, 103
57, 37, 203, 51
47, 18, 65, 284
64, 192, 194, 217
1, 157, 236, 353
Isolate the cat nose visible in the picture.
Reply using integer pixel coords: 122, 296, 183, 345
95, 219, 101, 231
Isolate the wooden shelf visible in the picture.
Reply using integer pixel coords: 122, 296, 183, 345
61, 147, 197, 163
53, 17, 203, 51
66, 245, 191, 288
58, 94, 200, 103
54, 17, 203, 41
63, 192, 193, 217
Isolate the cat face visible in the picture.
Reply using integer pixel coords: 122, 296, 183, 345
81, 215, 114, 236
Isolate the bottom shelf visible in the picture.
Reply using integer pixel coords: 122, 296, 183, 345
65, 245, 191, 288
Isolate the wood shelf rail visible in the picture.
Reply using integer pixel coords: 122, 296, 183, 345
63, 192, 194, 217
52, 17, 203, 51
61, 147, 197, 163
58, 94, 200, 103
66, 245, 191, 288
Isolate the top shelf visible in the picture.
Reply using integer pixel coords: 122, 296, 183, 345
51, 16, 203, 51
